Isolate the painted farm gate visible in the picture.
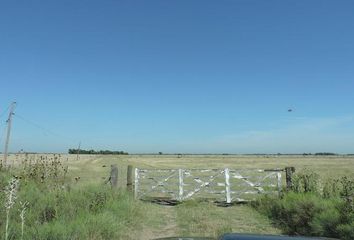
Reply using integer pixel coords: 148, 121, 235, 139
134, 168, 283, 203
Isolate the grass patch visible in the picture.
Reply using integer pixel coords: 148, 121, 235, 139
0, 175, 147, 240
252, 193, 354, 239
252, 170, 354, 240
176, 200, 280, 238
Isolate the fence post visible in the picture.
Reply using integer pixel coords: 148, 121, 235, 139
127, 165, 133, 192
285, 167, 295, 191
178, 169, 184, 201
224, 168, 231, 203
276, 172, 282, 196
109, 164, 118, 188
134, 168, 139, 199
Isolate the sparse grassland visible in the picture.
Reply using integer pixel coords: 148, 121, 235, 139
1, 154, 353, 239
60, 154, 354, 187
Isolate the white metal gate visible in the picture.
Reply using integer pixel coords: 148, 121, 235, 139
134, 168, 283, 203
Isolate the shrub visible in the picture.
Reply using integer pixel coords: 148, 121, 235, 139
337, 221, 354, 240
292, 169, 319, 194
339, 177, 354, 199
253, 192, 354, 239
310, 200, 341, 237
253, 193, 325, 235
322, 178, 341, 198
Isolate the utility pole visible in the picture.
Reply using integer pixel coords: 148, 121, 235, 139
3, 102, 16, 167
76, 141, 81, 161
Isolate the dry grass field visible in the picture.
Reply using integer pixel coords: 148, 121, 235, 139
7, 153, 353, 185
3, 153, 354, 239
61, 154, 354, 186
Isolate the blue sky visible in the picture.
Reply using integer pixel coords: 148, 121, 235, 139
0, 0, 354, 153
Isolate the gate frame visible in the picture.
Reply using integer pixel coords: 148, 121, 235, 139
134, 167, 287, 203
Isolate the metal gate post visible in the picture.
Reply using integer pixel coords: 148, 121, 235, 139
134, 168, 139, 199
276, 172, 282, 196
224, 168, 231, 203
178, 169, 184, 201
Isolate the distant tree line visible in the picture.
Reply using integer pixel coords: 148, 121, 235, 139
68, 149, 128, 155
302, 152, 338, 156
314, 152, 337, 156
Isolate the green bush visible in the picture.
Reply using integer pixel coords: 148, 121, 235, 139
322, 178, 341, 198
337, 221, 354, 240
339, 177, 354, 199
253, 192, 354, 240
253, 170, 354, 240
292, 169, 320, 194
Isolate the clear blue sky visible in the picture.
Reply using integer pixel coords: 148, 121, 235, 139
1, 0, 354, 153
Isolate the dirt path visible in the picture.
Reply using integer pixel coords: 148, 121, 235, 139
140, 205, 178, 240
137, 202, 281, 240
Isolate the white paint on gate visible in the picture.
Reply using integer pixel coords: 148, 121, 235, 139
134, 167, 283, 203
224, 168, 231, 203
178, 169, 184, 201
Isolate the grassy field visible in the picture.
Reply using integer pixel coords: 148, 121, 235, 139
2, 154, 354, 239
61, 154, 354, 186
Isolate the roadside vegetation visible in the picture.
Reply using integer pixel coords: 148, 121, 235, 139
0, 154, 280, 240
252, 170, 354, 240
0, 179, 145, 240
0, 156, 144, 240
1, 154, 353, 239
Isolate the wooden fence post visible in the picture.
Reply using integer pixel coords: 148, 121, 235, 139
285, 167, 295, 191
224, 168, 231, 203
178, 169, 184, 201
109, 164, 118, 188
127, 165, 133, 192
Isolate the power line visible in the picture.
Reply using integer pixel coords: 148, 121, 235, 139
0, 104, 11, 146
13, 113, 79, 143
0, 125, 7, 146
14, 114, 55, 137
0, 104, 11, 119
15, 114, 62, 138
2, 103, 79, 152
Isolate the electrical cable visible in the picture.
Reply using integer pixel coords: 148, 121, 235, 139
0, 104, 11, 119
1, 102, 79, 151
13, 113, 79, 143
0, 125, 7, 146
